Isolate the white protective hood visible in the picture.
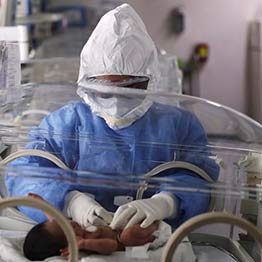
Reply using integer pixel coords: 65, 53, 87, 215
77, 3, 160, 129
78, 3, 159, 86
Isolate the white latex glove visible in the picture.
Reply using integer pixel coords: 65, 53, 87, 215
64, 191, 113, 227
110, 192, 177, 230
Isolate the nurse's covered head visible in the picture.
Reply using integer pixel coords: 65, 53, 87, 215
78, 3, 160, 90
77, 4, 159, 129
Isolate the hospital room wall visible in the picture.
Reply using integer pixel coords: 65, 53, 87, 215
124, 0, 262, 115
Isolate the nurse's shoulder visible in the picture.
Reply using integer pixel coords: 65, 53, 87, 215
38, 101, 91, 131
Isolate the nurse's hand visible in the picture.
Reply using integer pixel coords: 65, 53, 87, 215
64, 191, 113, 227
110, 192, 176, 230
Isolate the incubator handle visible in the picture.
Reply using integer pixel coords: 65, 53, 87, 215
144, 160, 213, 182
136, 160, 216, 211
161, 212, 262, 262
0, 149, 70, 170
0, 196, 78, 262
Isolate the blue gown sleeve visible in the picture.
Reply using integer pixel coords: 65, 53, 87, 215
5, 103, 80, 222
163, 110, 220, 227
9, 102, 80, 168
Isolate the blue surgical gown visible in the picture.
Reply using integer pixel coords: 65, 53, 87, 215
6, 101, 219, 227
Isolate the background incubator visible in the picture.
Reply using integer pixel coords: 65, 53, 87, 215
0, 83, 261, 261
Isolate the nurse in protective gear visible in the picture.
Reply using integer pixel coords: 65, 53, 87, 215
6, 4, 219, 229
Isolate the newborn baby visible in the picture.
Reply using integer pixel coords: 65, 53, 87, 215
23, 193, 158, 260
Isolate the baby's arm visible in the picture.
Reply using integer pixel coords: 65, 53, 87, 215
82, 224, 158, 246
60, 223, 158, 257
60, 237, 118, 257
60, 222, 159, 258
82, 224, 158, 248
78, 238, 118, 254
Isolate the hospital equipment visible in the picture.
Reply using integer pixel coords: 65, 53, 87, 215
158, 50, 183, 94
0, 27, 29, 61
0, 82, 261, 261
0, 0, 16, 26
248, 19, 262, 123
0, 0, 29, 61
0, 42, 21, 90
16, 12, 65, 40
0, 0, 82, 63
47, 5, 88, 27
21, 57, 80, 84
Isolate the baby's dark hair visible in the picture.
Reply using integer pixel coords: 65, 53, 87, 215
23, 221, 67, 261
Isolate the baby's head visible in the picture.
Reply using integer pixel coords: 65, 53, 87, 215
23, 220, 67, 260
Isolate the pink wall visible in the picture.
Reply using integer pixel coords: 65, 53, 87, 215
126, 0, 262, 114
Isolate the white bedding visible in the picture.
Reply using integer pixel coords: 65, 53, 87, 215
0, 234, 196, 262
0, 217, 247, 262
0, 218, 197, 262
0, 234, 245, 262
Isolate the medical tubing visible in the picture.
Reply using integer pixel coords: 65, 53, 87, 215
0, 149, 70, 170
136, 161, 215, 210
0, 197, 78, 262
161, 212, 262, 262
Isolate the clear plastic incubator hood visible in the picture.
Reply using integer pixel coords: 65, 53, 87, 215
0, 82, 261, 262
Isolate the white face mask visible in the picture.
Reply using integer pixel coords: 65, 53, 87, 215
77, 88, 152, 130
93, 95, 144, 118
